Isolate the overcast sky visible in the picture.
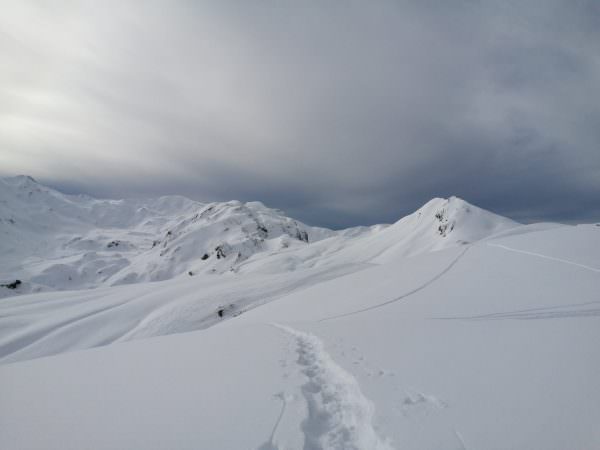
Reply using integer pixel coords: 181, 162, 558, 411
1, 1, 599, 228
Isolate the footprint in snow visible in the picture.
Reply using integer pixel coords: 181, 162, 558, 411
400, 389, 447, 418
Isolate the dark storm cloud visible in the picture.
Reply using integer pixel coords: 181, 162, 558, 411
1, 1, 599, 227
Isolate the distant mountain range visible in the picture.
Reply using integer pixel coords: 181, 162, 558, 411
0, 175, 516, 297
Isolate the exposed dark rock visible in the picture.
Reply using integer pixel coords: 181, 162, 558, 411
200, 206, 214, 218
296, 230, 309, 243
257, 224, 268, 238
215, 245, 226, 259
216, 304, 236, 318
438, 221, 455, 237
1, 280, 21, 289
201, 253, 209, 260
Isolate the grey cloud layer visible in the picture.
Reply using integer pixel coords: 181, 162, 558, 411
1, 1, 599, 227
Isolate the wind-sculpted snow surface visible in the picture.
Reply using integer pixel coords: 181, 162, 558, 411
0, 262, 367, 363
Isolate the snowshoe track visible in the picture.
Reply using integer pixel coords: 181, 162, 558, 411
275, 324, 393, 450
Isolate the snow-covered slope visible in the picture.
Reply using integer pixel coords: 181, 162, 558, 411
0, 177, 516, 298
271, 195, 518, 269
0, 176, 332, 297
3, 176, 598, 449
0, 177, 520, 361
1, 223, 598, 450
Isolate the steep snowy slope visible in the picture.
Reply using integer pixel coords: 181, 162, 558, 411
1, 223, 598, 450
0, 176, 332, 297
236, 195, 518, 274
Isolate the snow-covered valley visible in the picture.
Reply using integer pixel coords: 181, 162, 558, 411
1, 176, 599, 449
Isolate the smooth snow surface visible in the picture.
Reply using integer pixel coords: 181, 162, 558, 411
1, 177, 599, 450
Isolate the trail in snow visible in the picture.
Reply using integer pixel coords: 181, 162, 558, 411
257, 392, 288, 450
318, 246, 471, 322
274, 324, 393, 450
487, 243, 600, 273
454, 429, 468, 450
434, 300, 600, 321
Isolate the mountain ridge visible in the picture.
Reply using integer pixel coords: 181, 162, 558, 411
1, 175, 517, 297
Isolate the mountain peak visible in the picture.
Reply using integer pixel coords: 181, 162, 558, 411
0, 179, 518, 297
2, 174, 39, 186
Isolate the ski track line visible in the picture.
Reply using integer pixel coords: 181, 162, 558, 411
454, 429, 468, 450
433, 300, 600, 321
318, 245, 471, 322
487, 243, 600, 273
274, 324, 394, 450
257, 392, 287, 450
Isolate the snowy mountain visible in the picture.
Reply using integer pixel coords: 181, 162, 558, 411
0, 176, 333, 296
1, 176, 599, 450
0, 176, 515, 298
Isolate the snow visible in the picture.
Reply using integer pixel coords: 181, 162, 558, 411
1, 177, 599, 449
0, 176, 334, 296
273, 324, 393, 450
